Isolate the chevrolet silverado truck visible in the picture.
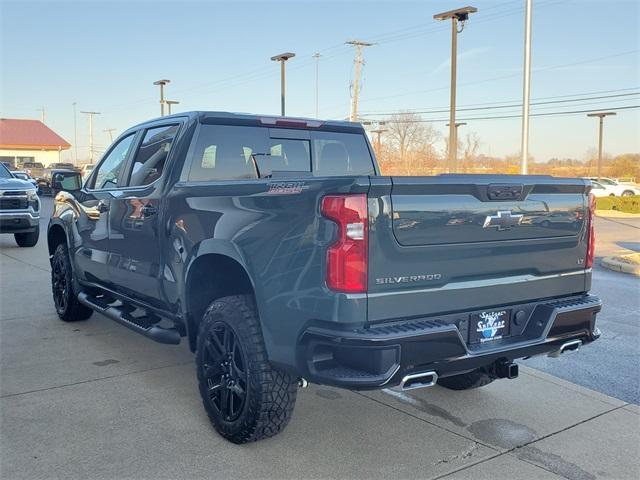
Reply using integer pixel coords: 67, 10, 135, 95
47, 112, 601, 443
0, 163, 41, 247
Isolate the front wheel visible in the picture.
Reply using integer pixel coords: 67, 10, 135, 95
14, 226, 39, 247
51, 243, 93, 321
196, 295, 298, 443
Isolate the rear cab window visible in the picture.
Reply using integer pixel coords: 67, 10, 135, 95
185, 124, 375, 181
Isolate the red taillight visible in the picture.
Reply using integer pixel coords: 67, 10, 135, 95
321, 194, 368, 293
586, 193, 596, 268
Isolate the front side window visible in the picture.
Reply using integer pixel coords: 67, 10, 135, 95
92, 134, 135, 189
128, 124, 178, 187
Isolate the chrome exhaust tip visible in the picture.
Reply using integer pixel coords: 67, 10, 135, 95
394, 371, 438, 391
548, 339, 582, 358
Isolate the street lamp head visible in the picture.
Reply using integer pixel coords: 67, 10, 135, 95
153, 79, 170, 86
165, 100, 179, 105
434, 6, 478, 21
271, 52, 295, 62
587, 112, 617, 118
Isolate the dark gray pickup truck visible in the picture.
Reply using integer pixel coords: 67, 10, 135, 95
47, 112, 601, 443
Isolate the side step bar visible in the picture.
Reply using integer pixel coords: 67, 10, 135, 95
78, 292, 181, 345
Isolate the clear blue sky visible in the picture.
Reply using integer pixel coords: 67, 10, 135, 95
1, 0, 638, 162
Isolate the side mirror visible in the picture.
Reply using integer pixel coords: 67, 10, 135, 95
51, 171, 82, 193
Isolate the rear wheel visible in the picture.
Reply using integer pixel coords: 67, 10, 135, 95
622, 190, 635, 197
196, 295, 298, 443
437, 368, 495, 390
51, 243, 93, 322
14, 226, 39, 247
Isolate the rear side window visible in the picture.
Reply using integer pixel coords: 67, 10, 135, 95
188, 125, 266, 181
128, 124, 178, 186
187, 125, 375, 181
311, 131, 375, 176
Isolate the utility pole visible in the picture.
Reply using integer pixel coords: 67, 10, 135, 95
587, 112, 616, 180
520, 0, 533, 174
153, 79, 170, 116
312, 52, 321, 118
165, 100, 179, 115
271, 52, 295, 116
446, 121, 467, 158
103, 128, 116, 143
346, 40, 374, 122
36, 106, 45, 124
81, 111, 100, 164
370, 127, 388, 156
72, 102, 78, 165
434, 6, 478, 173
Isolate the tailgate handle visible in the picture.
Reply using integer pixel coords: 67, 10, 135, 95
487, 184, 524, 201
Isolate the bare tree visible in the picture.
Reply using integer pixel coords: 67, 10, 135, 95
386, 112, 441, 175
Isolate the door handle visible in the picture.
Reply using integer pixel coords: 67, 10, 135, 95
141, 204, 158, 217
97, 200, 109, 213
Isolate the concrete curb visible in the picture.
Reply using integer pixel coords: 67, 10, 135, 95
601, 255, 640, 276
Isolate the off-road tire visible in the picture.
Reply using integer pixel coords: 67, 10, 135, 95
196, 295, 298, 444
437, 369, 495, 390
15, 226, 39, 247
51, 243, 93, 322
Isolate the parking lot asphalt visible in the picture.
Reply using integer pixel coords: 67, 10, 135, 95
1, 197, 639, 479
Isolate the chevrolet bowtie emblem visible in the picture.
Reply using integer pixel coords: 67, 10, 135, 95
483, 211, 523, 230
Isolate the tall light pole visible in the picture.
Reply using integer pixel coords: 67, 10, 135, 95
346, 40, 374, 122
153, 79, 170, 116
72, 102, 78, 165
270, 52, 295, 116
587, 112, 616, 180
312, 52, 321, 118
165, 100, 180, 115
434, 6, 477, 173
80, 111, 100, 164
520, 0, 533, 174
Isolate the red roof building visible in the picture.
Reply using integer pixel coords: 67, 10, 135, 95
0, 118, 71, 168
0, 118, 70, 150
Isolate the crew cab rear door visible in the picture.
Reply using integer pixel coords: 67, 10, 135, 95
367, 175, 590, 322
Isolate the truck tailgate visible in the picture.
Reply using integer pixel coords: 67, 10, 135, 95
367, 175, 590, 322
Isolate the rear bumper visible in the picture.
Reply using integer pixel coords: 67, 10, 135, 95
297, 295, 601, 390
0, 211, 39, 233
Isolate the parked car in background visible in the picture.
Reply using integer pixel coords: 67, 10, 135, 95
587, 178, 640, 197
10, 171, 39, 190
18, 162, 46, 179
0, 163, 40, 247
48, 162, 80, 172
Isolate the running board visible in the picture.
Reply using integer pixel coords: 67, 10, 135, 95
78, 292, 181, 345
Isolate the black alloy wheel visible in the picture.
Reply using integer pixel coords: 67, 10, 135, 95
201, 322, 248, 422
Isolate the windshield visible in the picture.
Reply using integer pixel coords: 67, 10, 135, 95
0, 164, 13, 179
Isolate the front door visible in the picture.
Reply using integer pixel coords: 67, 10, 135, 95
107, 123, 180, 308
73, 132, 137, 287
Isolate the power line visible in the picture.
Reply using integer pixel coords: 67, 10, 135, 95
370, 105, 640, 124
360, 91, 640, 116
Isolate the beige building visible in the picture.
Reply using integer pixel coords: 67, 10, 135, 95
0, 118, 71, 168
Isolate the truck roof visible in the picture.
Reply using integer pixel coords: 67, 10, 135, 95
132, 111, 364, 133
